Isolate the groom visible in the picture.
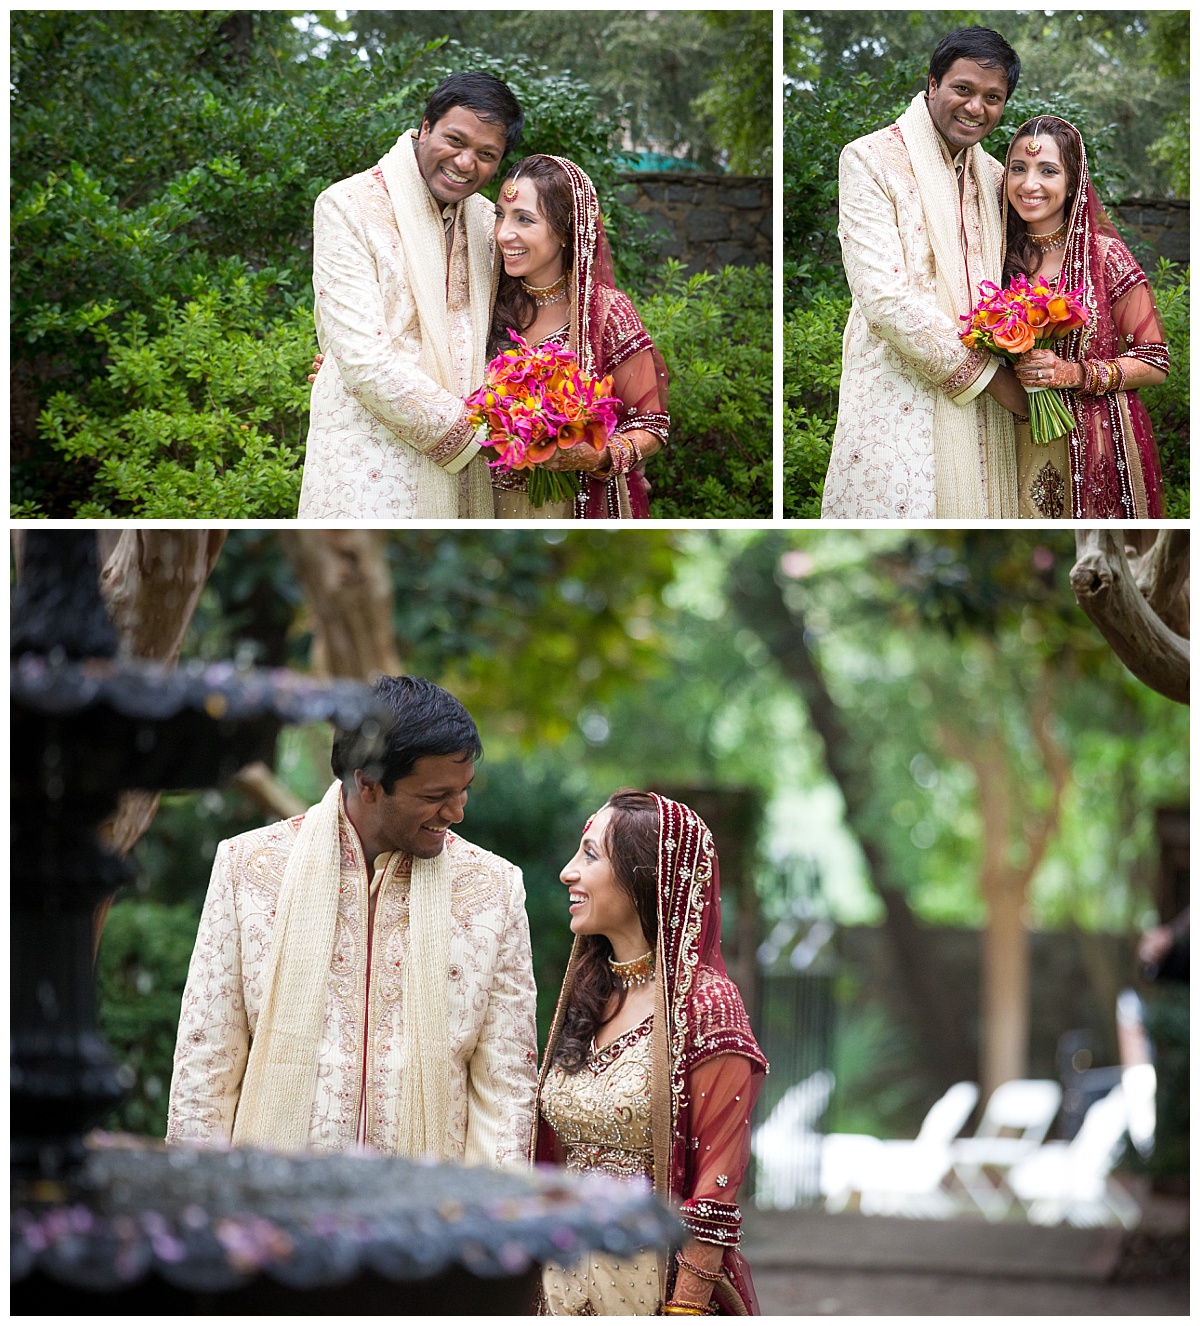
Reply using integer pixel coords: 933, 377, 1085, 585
166, 675, 539, 1167
822, 27, 1027, 520
298, 72, 523, 521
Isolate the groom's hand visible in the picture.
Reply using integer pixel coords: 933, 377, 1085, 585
308, 352, 325, 384
984, 363, 1029, 415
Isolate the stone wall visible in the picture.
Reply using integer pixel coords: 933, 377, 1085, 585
1111, 199, 1189, 266
616, 171, 771, 275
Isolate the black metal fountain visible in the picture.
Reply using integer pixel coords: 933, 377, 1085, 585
11, 531, 677, 1313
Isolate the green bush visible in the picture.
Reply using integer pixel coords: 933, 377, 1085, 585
783, 64, 920, 311
639, 262, 772, 517
1142, 261, 1189, 518
782, 295, 849, 519
96, 899, 202, 1137
29, 270, 312, 518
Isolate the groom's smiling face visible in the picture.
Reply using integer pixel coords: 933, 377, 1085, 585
416, 108, 508, 204
927, 59, 1009, 152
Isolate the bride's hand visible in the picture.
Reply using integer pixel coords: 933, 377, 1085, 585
1015, 349, 1083, 391
307, 352, 324, 384
541, 442, 606, 473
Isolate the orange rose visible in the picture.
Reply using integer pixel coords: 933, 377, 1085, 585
993, 321, 1036, 354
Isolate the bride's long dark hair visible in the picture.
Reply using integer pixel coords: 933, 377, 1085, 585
553, 790, 659, 1074
489, 156, 575, 355
1004, 116, 1081, 283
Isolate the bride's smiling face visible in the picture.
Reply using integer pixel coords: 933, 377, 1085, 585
495, 178, 566, 289
1007, 135, 1069, 234
559, 808, 644, 947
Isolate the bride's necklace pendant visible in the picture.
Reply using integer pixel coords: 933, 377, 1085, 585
1030, 219, 1068, 251
609, 950, 655, 988
521, 273, 568, 307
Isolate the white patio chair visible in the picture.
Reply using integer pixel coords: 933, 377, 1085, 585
823, 1081, 979, 1218
1007, 1085, 1141, 1228
1120, 1062, 1156, 1160
950, 1078, 1063, 1221
753, 1069, 834, 1208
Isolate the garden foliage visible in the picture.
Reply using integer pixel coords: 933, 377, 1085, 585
13, 12, 763, 518
639, 263, 772, 518
96, 899, 203, 1137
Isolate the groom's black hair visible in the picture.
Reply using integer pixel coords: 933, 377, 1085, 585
331, 675, 482, 794
929, 27, 1021, 98
423, 71, 524, 156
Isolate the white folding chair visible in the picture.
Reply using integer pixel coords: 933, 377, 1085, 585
753, 1070, 834, 1208
950, 1078, 1062, 1220
823, 1081, 979, 1218
1008, 1085, 1141, 1228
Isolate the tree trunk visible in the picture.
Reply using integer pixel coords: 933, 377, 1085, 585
1070, 530, 1189, 704
278, 531, 403, 680
726, 536, 976, 1087
980, 881, 1028, 1095
88, 532, 225, 950
939, 681, 1070, 1098
95, 532, 227, 859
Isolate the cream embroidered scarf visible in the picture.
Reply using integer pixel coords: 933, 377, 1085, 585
378, 131, 495, 520
897, 94, 1017, 518
232, 780, 452, 1157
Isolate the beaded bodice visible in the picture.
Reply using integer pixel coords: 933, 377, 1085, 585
539, 1017, 654, 1182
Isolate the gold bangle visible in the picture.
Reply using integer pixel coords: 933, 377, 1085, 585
663, 1303, 709, 1316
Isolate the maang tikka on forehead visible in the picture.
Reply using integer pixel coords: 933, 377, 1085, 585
1025, 119, 1044, 157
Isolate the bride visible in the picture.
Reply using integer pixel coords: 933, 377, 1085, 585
1004, 116, 1170, 518
487, 155, 667, 520
533, 790, 767, 1315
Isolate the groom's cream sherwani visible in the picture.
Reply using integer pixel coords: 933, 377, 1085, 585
822, 98, 1017, 519
166, 803, 538, 1168
298, 131, 496, 520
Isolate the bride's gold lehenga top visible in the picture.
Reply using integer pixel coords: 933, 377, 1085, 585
539, 1017, 654, 1184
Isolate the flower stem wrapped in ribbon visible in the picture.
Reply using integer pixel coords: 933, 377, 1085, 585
464, 331, 623, 508
960, 274, 1088, 444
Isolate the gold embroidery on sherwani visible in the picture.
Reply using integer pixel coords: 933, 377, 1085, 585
166, 817, 537, 1169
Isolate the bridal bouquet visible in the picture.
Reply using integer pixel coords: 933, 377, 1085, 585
960, 275, 1088, 444
465, 331, 622, 507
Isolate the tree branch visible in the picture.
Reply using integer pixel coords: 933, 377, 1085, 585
1130, 529, 1190, 639
1070, 530, 1189, 705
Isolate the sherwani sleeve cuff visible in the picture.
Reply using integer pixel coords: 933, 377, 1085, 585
944, 350, 997, 405
434, 413, 481, 473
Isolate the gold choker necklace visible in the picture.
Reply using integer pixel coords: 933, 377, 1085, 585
521, 273, 568, 307
609, 950, 655, 988
1030, 220, 1068, 251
